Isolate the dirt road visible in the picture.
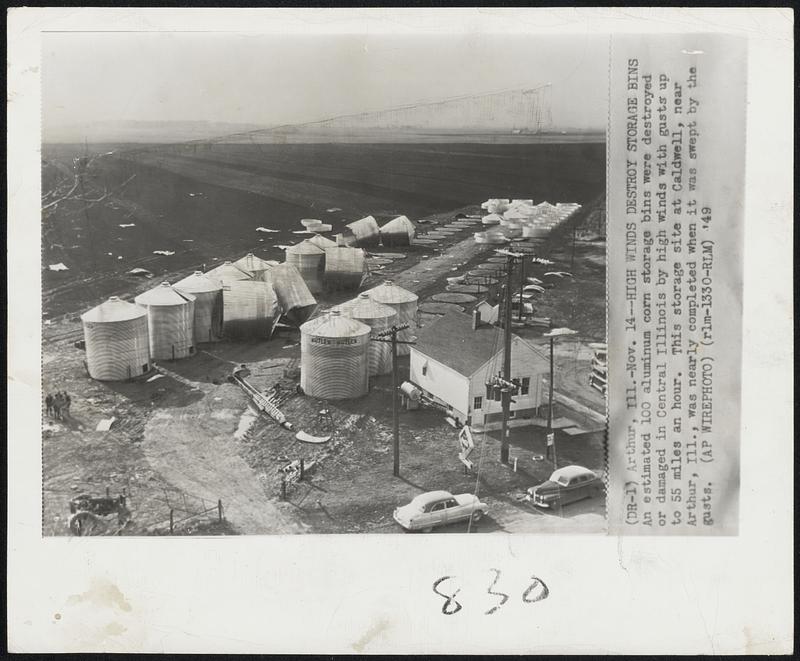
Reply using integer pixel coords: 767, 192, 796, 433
143, 382, 306, 534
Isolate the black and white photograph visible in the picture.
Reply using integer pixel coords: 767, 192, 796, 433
8, 7, 793, 655
41, 31, 608, 536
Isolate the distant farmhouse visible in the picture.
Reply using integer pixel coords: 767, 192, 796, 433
409, 310, 549, 427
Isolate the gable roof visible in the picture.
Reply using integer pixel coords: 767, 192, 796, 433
413, 310, 547, 377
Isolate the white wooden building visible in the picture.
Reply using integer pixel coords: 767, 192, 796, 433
409, 310, 549, 426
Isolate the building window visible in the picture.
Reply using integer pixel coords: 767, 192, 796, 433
473, 396, 483, 410
421, 362, 428, 376
521, 377, 530, 395
142, 364, 149, 374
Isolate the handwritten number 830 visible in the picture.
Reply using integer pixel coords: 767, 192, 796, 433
433, 570, 549, 615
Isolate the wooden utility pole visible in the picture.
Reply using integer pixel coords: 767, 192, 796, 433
500, 255, 514, 464
372, 323, 413, 477
391, 330, 400, 476
547, 335, 555, 467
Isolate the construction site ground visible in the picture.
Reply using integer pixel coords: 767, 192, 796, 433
42, 200, 607, 535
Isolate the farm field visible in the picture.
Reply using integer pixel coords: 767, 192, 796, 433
41, 141, 604, 318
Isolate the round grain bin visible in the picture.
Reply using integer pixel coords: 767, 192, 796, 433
300, 311, 370, 399
134, 282, 196, 361
367, 281, 418, 356
308, 234, 338, 251
345, 215, 381, 247
222, 279, 280, 339
285, 240, 325, 294
379, 215, 416, 247
269, 263, 318, 326
81, 296, 151, 381
323, 246, 366, 290
345, 292, 398, 376
174, 271, 224, 343
206, 261, 251, 286
234, 253, 275, 281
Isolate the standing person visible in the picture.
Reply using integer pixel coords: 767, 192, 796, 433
52, 392, 63, 420
62, 391, 72, 418
45, 393, 53, 417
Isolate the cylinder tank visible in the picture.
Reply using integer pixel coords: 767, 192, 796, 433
81, 296, 151, 381
234, 253, 275, 280
134, 282, 196, 360
174, 271, 224, 343
323, 246, 366, 290
307, 234, 338, 251
221, 279, 280, 340
285, 240, 325, 294
206, 261, 252, 286
345, 215, 381, 247
340, 292, 398, 376
379, 215, 416, 247
268, 263, 318, 326
366, 281, 418, 356
300, 311, 370, 399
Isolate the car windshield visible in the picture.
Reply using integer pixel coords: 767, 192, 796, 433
555, 475, 571, 486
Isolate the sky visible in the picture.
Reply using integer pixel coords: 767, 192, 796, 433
42, 32, 608, 140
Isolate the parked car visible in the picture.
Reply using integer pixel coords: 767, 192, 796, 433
527, 465, 603, 508
393, 490, 488, 532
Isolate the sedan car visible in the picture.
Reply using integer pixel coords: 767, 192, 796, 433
527, 465, 603, 508
393, 490, 489, 532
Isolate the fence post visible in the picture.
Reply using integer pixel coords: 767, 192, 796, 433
281, 477, 287, 501
169, 509, 174, 534
299, 458, 305, 481
106, 486, 110, 498
218, 499, 223, 522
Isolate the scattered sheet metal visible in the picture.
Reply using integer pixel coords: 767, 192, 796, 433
296, 431, 331, 444
48, 263, 69, 271
95, 417, 116, 432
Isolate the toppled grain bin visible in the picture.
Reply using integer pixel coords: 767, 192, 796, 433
221, 279, 280, 340
134, 282, 196, 360
234, 252, 275, 281
80, 296, 151, 381
285, 240, 325, 294
174, 271, 224, 343
269, 262, 318, 326
345, 215, 381, 247
323, 245, 366, 290
379, 215, 416, 247
366, 281, 418, 355
344, 292, 398, 376
300, 310, 370, 399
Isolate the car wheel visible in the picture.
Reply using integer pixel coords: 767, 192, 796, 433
470, 510, 483, 523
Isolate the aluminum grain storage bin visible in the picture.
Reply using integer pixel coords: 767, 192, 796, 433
206, 260, 252, 286
300, 311, 370, 399
345, 292, 398, 376
307, 234, 338, 251
366, 281, 418, 356
81, 296, 151, 381
174, 271, 224, 343
134, 282, 196, 361
379, 215, 416, 247
285, 240, 325, 294
345, 215, 381, 247
323, 246, 366, 290
268, 263, 318, 326
221, 279, 280, 339
234, 252, 275, 281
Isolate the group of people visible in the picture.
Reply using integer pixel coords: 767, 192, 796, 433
45, 391, 71, 420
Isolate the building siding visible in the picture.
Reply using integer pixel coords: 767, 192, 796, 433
410, 336, 548, 426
